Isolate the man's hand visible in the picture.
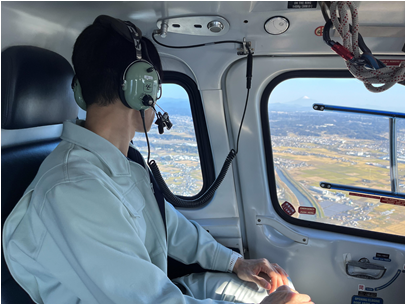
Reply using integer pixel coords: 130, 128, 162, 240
233, 258, 289, 293
260, 285, 313, 304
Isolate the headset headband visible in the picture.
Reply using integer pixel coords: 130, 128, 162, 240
71, 15, 161, 111
123, 21, 142, 59
93, 15, 143, 59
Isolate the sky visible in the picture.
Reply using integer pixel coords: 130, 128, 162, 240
269, 78, 405, 113
162, 78, 405, 113
162, 84, 189, 100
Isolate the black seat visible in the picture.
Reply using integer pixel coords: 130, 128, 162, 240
1, 46, 78, 304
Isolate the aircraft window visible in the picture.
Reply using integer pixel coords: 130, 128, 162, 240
266, 76, 405, 238
132, 83, 204, 197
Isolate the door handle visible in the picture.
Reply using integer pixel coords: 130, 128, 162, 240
346, 260, 386, 279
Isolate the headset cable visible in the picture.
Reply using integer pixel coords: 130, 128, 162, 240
144, 47, 253, 207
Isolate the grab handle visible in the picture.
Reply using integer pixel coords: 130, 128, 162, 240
256, 215, 308, 245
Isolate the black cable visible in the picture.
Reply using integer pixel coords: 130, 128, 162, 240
236, 89, 250, 154
246, 49, 253, 89
146, 42, 252, 207
150, 82, 250, 207
236, 49, 252, 153
139, 109, 151, 163
148, 50, 253, 207
149, 150, 236, 208
214, 40, 245, 45
149, 79, 250, 207
152, 33, 242, 49
152, 34, 205, 48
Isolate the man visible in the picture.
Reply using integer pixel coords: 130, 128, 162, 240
3, 16, 312, 304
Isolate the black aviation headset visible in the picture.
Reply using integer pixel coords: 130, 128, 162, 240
71, 15, 162, 112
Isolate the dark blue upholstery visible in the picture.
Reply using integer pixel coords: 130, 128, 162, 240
1, 46, 77, 304
2, 140, 60, 304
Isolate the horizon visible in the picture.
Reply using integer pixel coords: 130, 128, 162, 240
269, 78, 405, 113
161, 79, 406, 114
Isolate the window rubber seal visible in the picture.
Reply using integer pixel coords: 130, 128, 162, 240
260, 70, 405, 244
162, 71, 216, 204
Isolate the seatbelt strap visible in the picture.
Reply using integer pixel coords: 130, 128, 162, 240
127, 146, 167, 241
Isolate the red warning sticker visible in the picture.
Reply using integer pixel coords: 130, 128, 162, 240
314, 26, 324, 36
379, 59, 404, 66
349, 192, 381, 200
349, 192, 405, 206
298, 206, 316, 215
281, 201, 296, 216
380, 197, 405, 206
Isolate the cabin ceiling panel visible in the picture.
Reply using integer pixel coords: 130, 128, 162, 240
1, 1, 405, 72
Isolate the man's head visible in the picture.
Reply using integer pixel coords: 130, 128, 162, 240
72, 16, 162, 109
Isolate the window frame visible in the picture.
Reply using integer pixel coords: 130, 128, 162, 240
260, 70, 404, 244
161, 71, 215, 204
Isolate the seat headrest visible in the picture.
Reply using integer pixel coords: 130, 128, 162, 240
1, 46, 78, 130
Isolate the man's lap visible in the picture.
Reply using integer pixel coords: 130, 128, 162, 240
172, 272, 269, 303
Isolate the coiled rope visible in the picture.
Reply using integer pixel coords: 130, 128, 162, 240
329, 1, 405, 93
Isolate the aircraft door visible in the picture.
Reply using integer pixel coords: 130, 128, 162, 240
225, 56, 405, 304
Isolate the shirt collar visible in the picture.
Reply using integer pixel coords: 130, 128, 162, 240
60, 120, 131, 177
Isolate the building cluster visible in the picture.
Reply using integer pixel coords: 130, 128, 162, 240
365, 162, 390, 169
274, 157, 308, 170
278, 180, 381, 228
131, 112, 405, 210
273, 113, 403, 233
330, 203, 376, 227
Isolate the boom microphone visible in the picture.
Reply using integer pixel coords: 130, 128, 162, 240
154, 104, 172, 134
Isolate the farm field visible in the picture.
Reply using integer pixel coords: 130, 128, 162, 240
271, 111, 405, 237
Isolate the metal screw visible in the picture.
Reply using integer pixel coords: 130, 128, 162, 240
258, 219, 261, 222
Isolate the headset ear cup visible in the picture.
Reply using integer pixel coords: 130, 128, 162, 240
142, 38, 162, 101
118, 77, 132, 109
121, 60, 160, 111
72, 76, 87, 111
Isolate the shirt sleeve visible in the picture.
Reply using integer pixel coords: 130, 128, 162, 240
165, 202, 234, 272
228, 251, 244, 273
39, 178, 233, 304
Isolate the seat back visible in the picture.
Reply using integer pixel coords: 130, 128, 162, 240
1, 46, 78, 304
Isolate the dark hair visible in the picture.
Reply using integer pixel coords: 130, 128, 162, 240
72, 22, 162, 107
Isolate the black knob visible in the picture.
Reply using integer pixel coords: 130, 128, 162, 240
142, 95, 154, 107
147, 67, 154, 73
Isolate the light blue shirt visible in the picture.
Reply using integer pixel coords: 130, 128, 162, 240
3, 120, 234, 303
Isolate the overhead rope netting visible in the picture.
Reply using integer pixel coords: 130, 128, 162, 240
325, 1, 405, 93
